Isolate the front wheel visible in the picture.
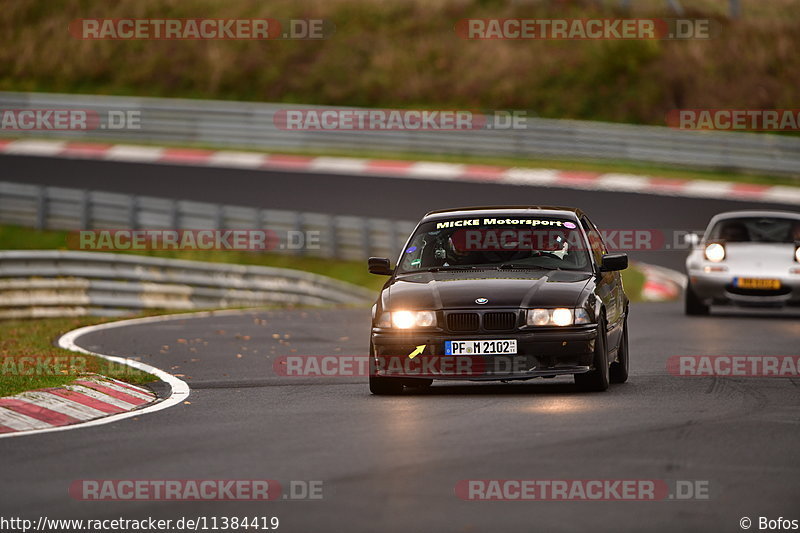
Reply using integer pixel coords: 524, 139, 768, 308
575, 318, 610, 392
685, 283, 710, 316
369, 340, 405, 395
609, 317, 629, 384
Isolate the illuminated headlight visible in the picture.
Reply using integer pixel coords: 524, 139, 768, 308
704, 243, 726, 262
795, 246, 800, 263
526, 308, 592, 326
378, 310, 437, 329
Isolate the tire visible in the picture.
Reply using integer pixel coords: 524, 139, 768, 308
609, 317, 629, 384
369, 376, 405, 395
368, 340, 405, 395
685, 283, 710, 316
575, 317, 610, 392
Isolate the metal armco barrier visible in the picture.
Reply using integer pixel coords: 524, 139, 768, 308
0, 251, 374, 318
0, 180, 417, 262
0, 92, 798, 175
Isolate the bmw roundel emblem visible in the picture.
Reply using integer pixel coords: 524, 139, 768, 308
475, 297, 489, 305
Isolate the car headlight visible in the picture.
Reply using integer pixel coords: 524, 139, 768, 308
377, 310, 437, 329
704, 242, 725, 262
795, 245, 800, 263
526, 308, 592, 326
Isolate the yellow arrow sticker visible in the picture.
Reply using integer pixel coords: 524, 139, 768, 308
408, 345, 426, 359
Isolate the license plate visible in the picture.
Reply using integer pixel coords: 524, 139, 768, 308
445, 339, 517, 355
735, 278, 781, 290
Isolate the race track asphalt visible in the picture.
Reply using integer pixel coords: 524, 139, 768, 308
1, 154, 799, 532
1, 303, 798, 532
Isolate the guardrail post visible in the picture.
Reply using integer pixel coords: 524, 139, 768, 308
362, 218, 372, 260
294, 212, 305, 256
79, 189, 90, 229
35, 185, 47, 230
169, 199, 179, 229
128, 195, 139, 230
328, 215, 339, 259
214, 205, 224, 230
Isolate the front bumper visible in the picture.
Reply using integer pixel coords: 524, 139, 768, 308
688, 271, 800, 307
371, 326, 597, 381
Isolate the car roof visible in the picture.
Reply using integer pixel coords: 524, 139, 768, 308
421, 206, 585, 222
707, 210, 800, 225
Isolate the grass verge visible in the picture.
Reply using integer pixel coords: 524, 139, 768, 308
0, 316, 156, 397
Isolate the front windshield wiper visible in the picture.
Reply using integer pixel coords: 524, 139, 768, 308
426, 265, 481, 272
497, 264, 551, 270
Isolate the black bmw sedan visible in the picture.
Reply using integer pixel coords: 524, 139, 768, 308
367, 206, 630, 394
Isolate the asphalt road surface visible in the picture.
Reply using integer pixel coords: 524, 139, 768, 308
4, 154, 800, 271
1, 303, 799, 532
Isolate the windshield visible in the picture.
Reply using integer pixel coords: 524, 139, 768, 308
708, 217, 800, 244
396, 216, 592, 273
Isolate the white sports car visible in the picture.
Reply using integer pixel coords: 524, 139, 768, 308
684, 210, 800, 315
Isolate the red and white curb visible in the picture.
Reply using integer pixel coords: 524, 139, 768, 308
0, 374, 155, 435
2, 138, 799, 205
637, 262, 687, 302
0, 312, 197, 439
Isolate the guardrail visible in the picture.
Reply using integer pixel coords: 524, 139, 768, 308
0, 250, 374, 318
0, 180, 417, 262
1, 92, 798, 176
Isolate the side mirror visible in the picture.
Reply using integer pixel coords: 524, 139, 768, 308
368, 257, 393, 276
599, 253, 628, 272
683, 233, 700, 247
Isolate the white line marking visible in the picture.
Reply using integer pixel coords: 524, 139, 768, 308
503, 168, 560, 186
682, 180, 735, 197
595, 173, 651, 192
209, 151, 267, 168
309, 157, 369, 174
407, 162, 465, 179
104, 144, 164, 162
15, 392, 106, 420
0, 407, 53, 431
5, 140, 66, 156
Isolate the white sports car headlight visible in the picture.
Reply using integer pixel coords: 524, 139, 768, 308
704, 242, 726, 262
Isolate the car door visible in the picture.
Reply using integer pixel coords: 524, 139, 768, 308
580, 216, 622, 346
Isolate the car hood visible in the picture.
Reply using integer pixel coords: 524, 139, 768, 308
721, 243, 797, 268
383, 270, 592, 310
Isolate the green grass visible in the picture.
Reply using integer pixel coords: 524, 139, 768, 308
0, 316, 156, 397
621, 266, 647, 303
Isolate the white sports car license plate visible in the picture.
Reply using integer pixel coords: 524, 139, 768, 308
445, 339, 517, 355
